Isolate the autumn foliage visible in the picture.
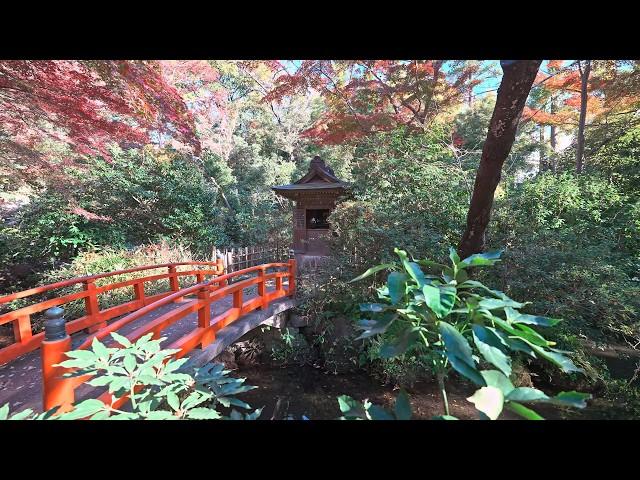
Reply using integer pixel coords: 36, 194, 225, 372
0, 60, 200, 166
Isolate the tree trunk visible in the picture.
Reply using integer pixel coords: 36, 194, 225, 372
549, 101, 557, 173
576, 60, 591, 174
458, 60, 542, 259
539, 124, 548, 172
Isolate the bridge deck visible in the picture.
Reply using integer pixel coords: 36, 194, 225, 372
0, 279, 288, 413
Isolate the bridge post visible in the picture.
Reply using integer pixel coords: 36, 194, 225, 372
168, 265, 183, 303
41, 306, 74, 413
287, 258, 297, 297
257, 266, 267, 310
84, 279, 105, 333
197, 285, 214, 348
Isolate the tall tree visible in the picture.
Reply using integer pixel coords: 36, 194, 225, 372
575, 60, 592, 173
458, 60, 542, 259
265, 60, 485, 145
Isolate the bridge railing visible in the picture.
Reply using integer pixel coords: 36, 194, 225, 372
0, 260, 224, 366
41, 259, 296, 413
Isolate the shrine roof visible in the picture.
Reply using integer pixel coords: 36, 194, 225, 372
272, 156, 350, 196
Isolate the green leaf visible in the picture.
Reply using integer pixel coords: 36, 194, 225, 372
505, 307, 561, 327
467, 386, 504, 420
472, 325, 512, 376
349, 263, 395, 283
359, 303, 387, 313
379, 327, 420, 358
123, 353, 137, 374
87, 375, 114, 387
145, 410, 176, 420
447, 354, 485, 386
480, 370, 514, 395
394, 390, 412, 420
460, 250, 503, 267
439, 322, 475, 368
64, 349, 98, 361
110, 332, 132, 348
337, 395, 366, 418
506, 402, 544, 420
449, 246, 461, 266
423, 284, 456, 318
551, 391, 591, 408
367, 405, 395, 420
58, 399, 106, 420
0, 404, 9, 420
387, 271, 407, 305
433, 415, 459, 420
478, 298, 525, 310
506, 387, 549, 403
355, 315, 396, 340
8, 409, 34, 420
92, 337, 110, 361
416, 258, 448, 271
528, 344, 583, 374
166, 391, 181, 412
186, 408, 222, 420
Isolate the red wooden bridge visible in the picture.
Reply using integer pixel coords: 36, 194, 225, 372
0, 259, 296, 414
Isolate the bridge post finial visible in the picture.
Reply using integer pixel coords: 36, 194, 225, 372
44, 306, 67, 341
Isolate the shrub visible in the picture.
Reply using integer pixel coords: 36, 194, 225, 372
348, 247, 591, 420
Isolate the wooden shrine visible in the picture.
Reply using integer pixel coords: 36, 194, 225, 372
272, 156, 349, 255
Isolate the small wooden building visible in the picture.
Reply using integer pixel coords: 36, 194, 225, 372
272, 156, 349, 255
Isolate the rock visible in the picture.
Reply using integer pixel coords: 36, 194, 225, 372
289, 314, 310, 328
216, 350, 238, 370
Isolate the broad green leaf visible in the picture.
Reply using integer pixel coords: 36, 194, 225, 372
387, 271, 407, 305
460, 250, 503, 267
528, 344, 583, 374
478, 298, 525, 310
472, 325, 512, 376
505, 307, 561, 327
467, 386, 504, 420
394, 390, 412, 420
447, 354, 485, 386
439, 322, 475, 368
379, 327, 420, 358
551, 391, 591, 408
337, 395, 366, 418
506, 387, 549, 403
355, 315, 396, 340
480, 370, 514, 395
423, 284, 456, 318
0, 404, 9, 420
507, 402, 544, 420
349, 263, 395, 283
367, 405, 394, 420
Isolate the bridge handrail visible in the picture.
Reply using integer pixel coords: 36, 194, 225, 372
40, 259, 296, 414
0, 260, 224, 366
0, 261, 223, 304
